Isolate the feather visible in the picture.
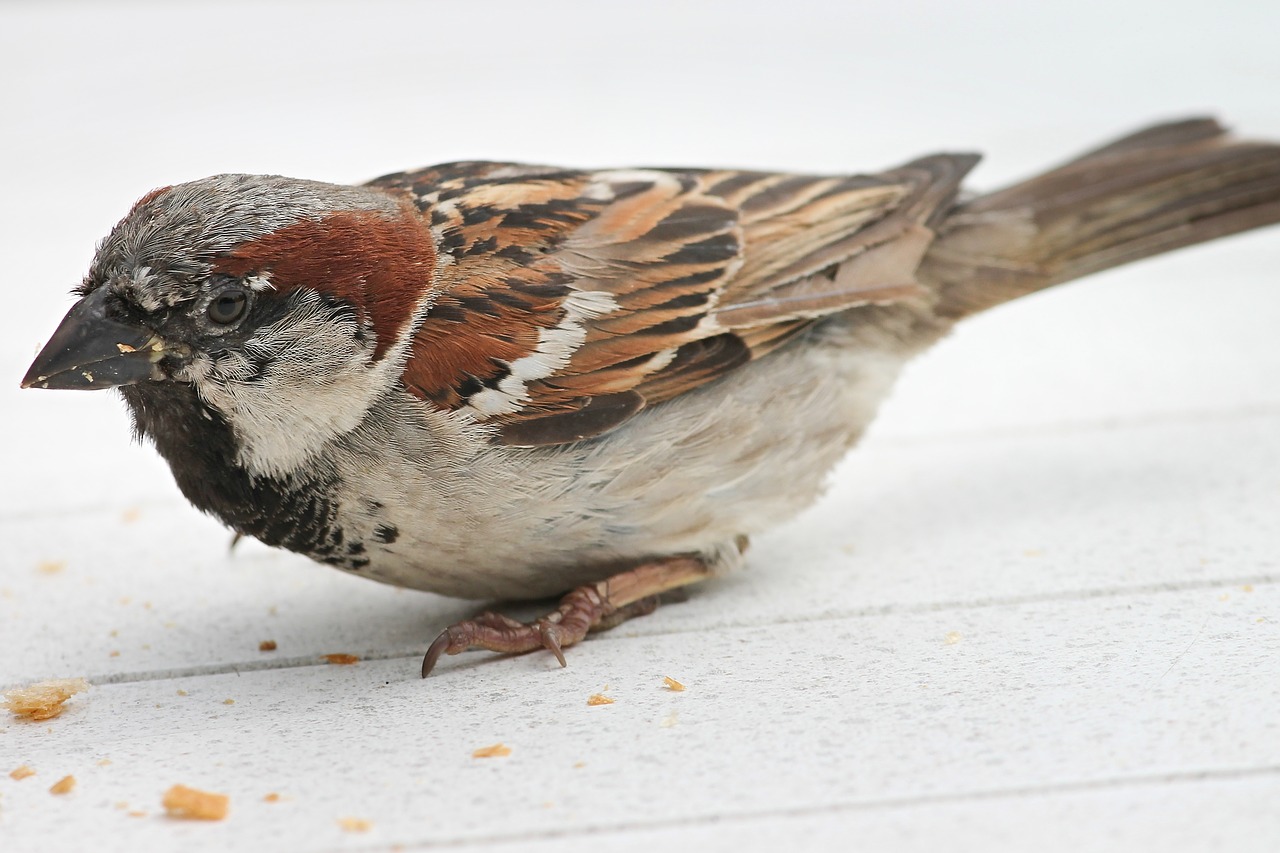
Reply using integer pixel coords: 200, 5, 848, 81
371, 155, 976, 445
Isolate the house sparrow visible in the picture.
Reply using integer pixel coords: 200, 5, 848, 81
22, 118, 1280, 676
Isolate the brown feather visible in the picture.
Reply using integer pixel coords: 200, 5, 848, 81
925, 120, 1280, 318
372, 156, 975, 444
496, 392, 645, 447
213, 206, 437, 362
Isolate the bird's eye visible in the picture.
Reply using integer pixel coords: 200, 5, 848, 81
208, 288, 248, 324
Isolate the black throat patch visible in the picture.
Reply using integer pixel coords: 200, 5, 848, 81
118, 382, 368, 570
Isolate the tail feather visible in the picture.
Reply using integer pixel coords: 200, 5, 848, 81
923, 118, 1280, 319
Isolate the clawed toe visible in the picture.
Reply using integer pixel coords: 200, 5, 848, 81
419, 602, 593, 677
421, 629, 454, 678
419, 555, 710, 677
538, 621, 568, 667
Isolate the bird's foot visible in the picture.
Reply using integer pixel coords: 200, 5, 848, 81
421, 555, 707, 676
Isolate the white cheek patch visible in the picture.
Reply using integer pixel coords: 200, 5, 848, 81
463, 289, 618, 418
190, 289, 429, 481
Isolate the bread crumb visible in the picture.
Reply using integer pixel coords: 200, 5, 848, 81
3, 678, 89, 720
572, 761, 586, 769
37, 560, 66, 575
162, 784, 229, 820
587, 693, 614, 706
114, 801, 129, 810
176, 690, 188, 697
259, 640, 278, 652
49, 775, 76, 795
663, 676, 685, 692
338, 817, 372, 832
944, 631, 963, 645
109, 650, 120, 658
472, 743, 511, 758
128, 810, 147, 818
263, 792, 281, 803
121, 507, 141, 523
660, 712, 679, 728
322, 653, 360, 665
118, 597, 131, 605
97, 758, 112, 767
223, 699, 235, 705
1242, 584, 1254, 593
10, 765, 36, 781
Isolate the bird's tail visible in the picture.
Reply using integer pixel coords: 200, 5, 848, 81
922, 118, 1280, 319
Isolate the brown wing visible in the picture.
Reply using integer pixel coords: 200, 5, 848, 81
370, 155, 978, 446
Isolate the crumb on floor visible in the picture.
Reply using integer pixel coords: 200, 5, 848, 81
162, 784, 229, 821
3, 678, 89, 721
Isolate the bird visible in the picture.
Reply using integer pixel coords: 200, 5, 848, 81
22, 118, 1280, 677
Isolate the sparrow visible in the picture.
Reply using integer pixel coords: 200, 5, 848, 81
22, 118, 1280, 677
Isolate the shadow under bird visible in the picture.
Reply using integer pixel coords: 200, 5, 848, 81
22, 118, 1280, 676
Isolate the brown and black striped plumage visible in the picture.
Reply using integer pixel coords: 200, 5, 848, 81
369, 156, 975, 444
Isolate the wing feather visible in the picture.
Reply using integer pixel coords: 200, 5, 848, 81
370, 154, 978, 445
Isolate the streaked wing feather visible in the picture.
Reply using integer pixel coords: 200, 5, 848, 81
495, 391, 645, 447
375, 155, 978, 445
631, 334, 752, 405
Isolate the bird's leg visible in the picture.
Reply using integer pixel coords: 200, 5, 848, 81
421, 555, 709, 677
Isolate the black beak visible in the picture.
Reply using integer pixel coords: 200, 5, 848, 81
21, 287, 163, 390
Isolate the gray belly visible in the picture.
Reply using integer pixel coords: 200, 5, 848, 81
326, 312, 933, 599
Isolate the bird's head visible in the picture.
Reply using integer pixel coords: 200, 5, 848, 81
22, 175, 438, 478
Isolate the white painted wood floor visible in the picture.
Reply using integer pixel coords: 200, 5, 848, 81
2, 2, 1278, 850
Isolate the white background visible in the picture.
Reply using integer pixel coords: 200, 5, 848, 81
1, 2, 1278, 851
